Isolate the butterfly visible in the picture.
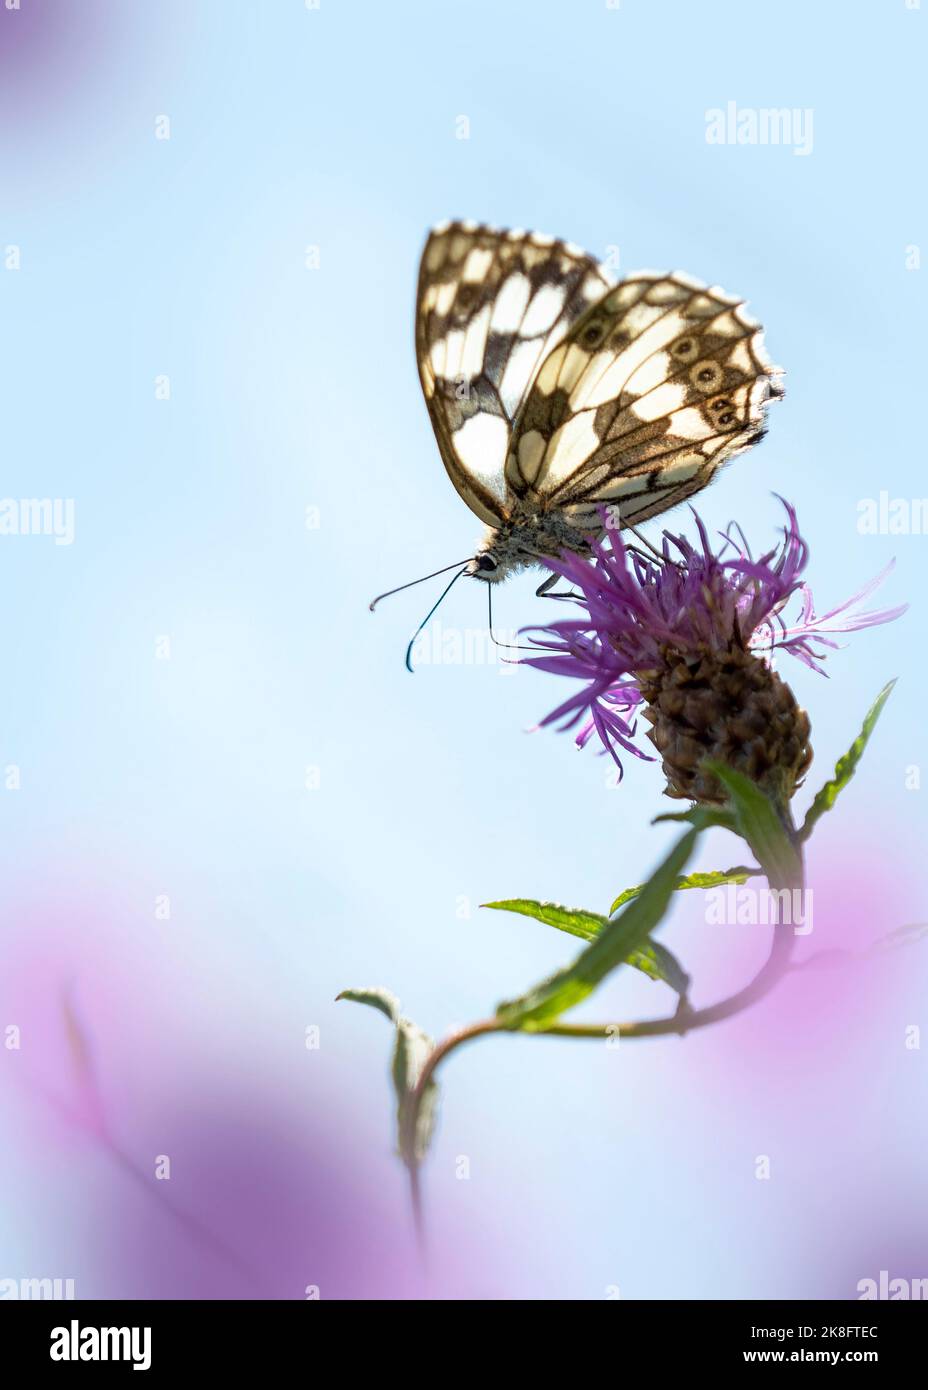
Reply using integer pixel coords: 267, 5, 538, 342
415, 220, 783, 587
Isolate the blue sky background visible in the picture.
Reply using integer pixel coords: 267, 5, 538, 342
1, 0, 925, 1299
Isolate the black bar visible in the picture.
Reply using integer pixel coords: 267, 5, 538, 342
0, 1298, 924, 1374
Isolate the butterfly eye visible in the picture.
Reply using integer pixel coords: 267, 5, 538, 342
475, 553, 498, 574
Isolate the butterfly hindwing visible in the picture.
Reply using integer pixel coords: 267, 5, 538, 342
415, 221, 613, 526
505, 271, 782, 529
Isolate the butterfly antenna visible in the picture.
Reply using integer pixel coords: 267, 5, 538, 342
404, 566, 469, 672
369, 558, 473, 612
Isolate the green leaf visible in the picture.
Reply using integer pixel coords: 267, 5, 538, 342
495, 824, 701, 1031
653, 806, 737, 833
483, 898, 605, 942
609, 865, 758, 915
483, 897, 690, 997
335, 986, 401, 1023
640, 940, 691, 998
337, 987, 438, 1167
392, 1019, 439, 1166
704, 763, 802, 892
799, 680, 897, 844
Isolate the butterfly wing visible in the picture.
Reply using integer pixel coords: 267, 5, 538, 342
415, 221, 613, 527
505, 271, 782, 530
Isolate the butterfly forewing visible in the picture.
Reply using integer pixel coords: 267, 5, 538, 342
415, 221, 613, 526
506, 270, 782, 528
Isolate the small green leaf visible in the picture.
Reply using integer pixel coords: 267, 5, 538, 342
653, 806, 737, 833
338, 987, 438, 1167
609, 865, 758, 915
799, 680, 897, 843
392, 1019, 438, 1166
483, 899, 604, 942
483, 897, 690, 997
704, 763, 802, 892
638, 940, 691, 998
495, 824, 701, 1030
335, 986, 401, 1023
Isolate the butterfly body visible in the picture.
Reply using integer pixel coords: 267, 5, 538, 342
469, 504, 593, 582
416, 221, 783, 583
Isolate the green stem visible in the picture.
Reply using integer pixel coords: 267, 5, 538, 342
542, 919, 795, 1037
405, 873, 802, 1213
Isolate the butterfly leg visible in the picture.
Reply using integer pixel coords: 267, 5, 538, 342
534, 570, 580, 601
487, 581, 537, 654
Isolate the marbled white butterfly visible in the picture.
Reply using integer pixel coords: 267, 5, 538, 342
414, 220, 782, 586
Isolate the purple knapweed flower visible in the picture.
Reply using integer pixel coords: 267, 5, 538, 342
524, 501, 906, 805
